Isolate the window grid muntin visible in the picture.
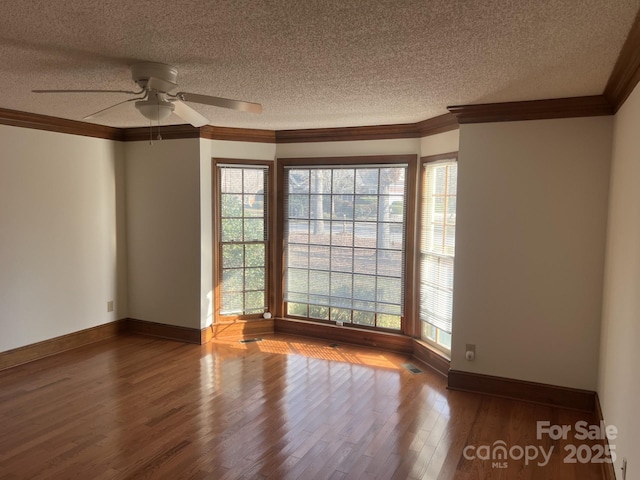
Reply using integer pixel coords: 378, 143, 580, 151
284, 165, 407, 330
218, 166, 269, 316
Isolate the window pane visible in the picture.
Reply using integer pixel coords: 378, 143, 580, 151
244, 218, 264, 241
221, 294, 243, 315
245, 244, 265, 267
309, 270, 330, 296
355, 169, 378, 194
288, 303, 308, 316
355, 195, 377, 221
331, 247, 353, 272
288, 220, 309, 244
377, 314, 401, 330
330, 272, 352, 299
287, 268, 308, 293
218, 164, 269, 318
221, 194, 242, 217
422, 322, 437, 341
309, 245, 330, 269
310, 170, 330, 194
222, 244, 244, 268
283, 164, 407, 331
222, 269, 243, 292
221, 219, 243, 242
243, 169, 263, 193
331, 307, 352, 323
353, 248, 376, 274
245, 291, 265, 312
353, 310, 375, 326
221, 168, 243, 193
377, 250, 402, 277
245, 268, 265, 290
354, 223, 377, 248
289, 195, 309, 218
244, 195, 263, 217
332, 169, 355, 194
438, 330, 452, 350
353, 275, 376, 301
290, 170, 310, 193
420, 160, 457, 343
309, 305, 329, 320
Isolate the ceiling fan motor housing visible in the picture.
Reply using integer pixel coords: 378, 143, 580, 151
131, 62, 178, 90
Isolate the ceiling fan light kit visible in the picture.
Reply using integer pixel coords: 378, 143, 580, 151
32, 62, 262, 129
135, 95, 175, 122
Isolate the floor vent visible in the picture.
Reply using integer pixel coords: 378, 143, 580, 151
402, 363, 424, 374
239, 338, 263, 344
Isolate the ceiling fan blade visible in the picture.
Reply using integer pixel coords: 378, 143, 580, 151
33, 89, 142, 94
147, 76, 178, 93
177, 92, 263, 114
171, 100, 209, 127
83, 97, 141, 120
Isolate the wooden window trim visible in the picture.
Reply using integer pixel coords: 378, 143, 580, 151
417, 152, 459, 351
276, 154, 418, 336
212, 158, 275, 323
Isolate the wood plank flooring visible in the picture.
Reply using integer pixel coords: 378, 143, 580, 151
0, 334, 605, 479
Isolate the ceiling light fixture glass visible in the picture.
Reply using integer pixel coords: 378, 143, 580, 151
135, 98, 175, 121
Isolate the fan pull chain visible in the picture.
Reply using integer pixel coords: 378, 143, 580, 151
156, 102, 162, 141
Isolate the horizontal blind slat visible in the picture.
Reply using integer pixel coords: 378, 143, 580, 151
283, 165, 407, 329
419, 161, 457, 334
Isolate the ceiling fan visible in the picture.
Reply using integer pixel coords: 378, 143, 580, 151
32, 62, 263, 128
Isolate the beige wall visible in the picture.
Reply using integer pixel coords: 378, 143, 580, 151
453, 117, 613, 390
599, 83, 640, 475
274, 130, 458, 159
0, 125, 124, 351
112, 138, 279, 331
275, 137, 421, 158
125, 139, 202, 329
199, 139, 276, 328
420, 129, 459, 157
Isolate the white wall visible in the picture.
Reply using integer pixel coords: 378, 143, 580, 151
0, 125, 124, 351
599, 84, 640, 476
453, 117, 613, 390
125, 139, 202, 329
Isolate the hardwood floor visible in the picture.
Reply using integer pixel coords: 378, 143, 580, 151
0, 334, 605, 479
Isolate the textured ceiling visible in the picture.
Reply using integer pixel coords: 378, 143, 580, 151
0, 0, 638, 130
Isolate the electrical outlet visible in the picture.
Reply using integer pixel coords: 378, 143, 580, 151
465, 344, 476, 361
107, 300, 114, 313
336, 321, 344, 326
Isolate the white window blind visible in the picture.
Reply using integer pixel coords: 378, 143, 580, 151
283, 165, 408, 330
420, 160, 457, 334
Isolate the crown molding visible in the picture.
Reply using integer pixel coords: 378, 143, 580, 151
448, 95, 614, 124
112, 124, 276, 143
604, 10, 640, 112
275, 113, 458, 143
276, 123, 420, 143
414, 113, 459, 136
1, 92, 617, 144
200, 125, 276, 143
121, 124, 200, 142
0, 107, 123, 140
